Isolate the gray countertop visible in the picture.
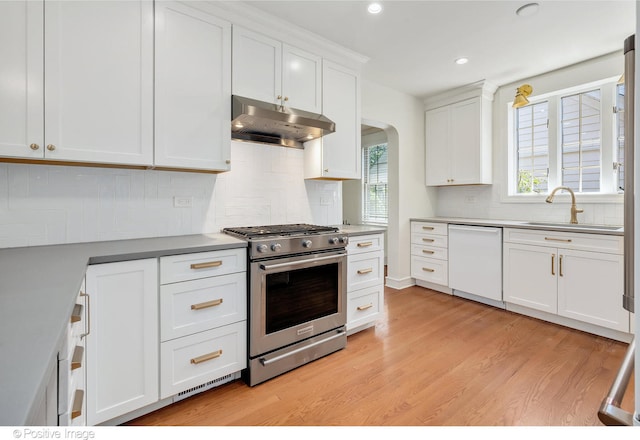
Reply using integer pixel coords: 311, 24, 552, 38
335, 224, 387, 236
0, 233, 246, 426
410, 217, 624, 236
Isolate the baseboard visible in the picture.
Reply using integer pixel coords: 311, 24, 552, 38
384, 276, 414, 290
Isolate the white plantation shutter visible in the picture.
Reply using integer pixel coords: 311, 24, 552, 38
363, 143, 388, 224
516, 101, 549, 193
561, 89, 601, 193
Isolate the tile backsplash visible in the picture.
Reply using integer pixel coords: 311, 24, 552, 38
0, 141, 343, 248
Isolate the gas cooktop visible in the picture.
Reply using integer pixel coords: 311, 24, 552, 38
223, 223, 339, 239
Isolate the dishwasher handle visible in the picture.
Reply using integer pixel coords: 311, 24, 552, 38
448, 225, 501, 234
598, 337, 635, 426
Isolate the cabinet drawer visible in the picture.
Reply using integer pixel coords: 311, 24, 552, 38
503, 228, 623, 254
160, 272, 247, 342
347, 250, 384, 292
160, 248, 246, 284
58, 342, 85, 421
411, 255, 448, 286
346, 233, 384, 254
347, 284, 382, 330
410, 244, 448, 260
160, 321, 247, 399
58, 389, 85, 427
60, 288, 87, 361
411, 232, 448, 248
411, 221, 448, 236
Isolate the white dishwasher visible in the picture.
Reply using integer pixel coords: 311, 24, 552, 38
448, 224, 503, 306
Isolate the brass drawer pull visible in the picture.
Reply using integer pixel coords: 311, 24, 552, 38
422, 249, 435, 254
71, 390, 84, 420
357, 268, 373, 275
190, 260, 223, 270
356, 242, 373, 248
70, 304, 83, 323
191, 349, 223, 365
545, 237, 572, 243
71, 346, 84, 371
422, 267, 435, 273
191, 298, 223, 310
551, 254, 556, 276
422, 238, 435, 243
357, 304, 373, 311
422, 226, 434, 230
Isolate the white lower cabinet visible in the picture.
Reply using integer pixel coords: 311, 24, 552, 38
85, 259, 159, 426
346, 233, 385, 334
410, 221, 449, 288
503, 228, 628, 334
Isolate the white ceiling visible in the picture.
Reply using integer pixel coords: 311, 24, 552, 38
242, 0, 635, 99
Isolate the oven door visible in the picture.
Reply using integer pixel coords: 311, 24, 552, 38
249, 250, 347, 358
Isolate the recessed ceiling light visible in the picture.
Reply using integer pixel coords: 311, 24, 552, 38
516, 2, 539, 17
368, 3, 383, 14
455, 57, 469, 65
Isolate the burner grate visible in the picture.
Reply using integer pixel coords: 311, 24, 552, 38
223, 223, 338, 238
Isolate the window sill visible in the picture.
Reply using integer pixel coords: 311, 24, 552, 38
501, 192, 623, 204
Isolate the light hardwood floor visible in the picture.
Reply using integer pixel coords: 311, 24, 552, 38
129, 285, 634, 426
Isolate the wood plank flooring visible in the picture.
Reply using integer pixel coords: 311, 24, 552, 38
129, 286, 634, 426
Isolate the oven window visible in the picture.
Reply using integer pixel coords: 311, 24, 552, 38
265, 263, 339, 334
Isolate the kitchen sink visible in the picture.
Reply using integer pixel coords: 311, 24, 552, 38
522, 222, 623, 231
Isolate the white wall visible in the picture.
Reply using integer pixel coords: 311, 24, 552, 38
435, 52, 625, 225
361, 80, 435, 289
0, 141, 342, 248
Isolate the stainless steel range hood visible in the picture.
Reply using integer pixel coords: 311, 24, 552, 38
231, 95, 335, 149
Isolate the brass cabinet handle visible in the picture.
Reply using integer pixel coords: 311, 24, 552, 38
559, 255, 564, 277
30, 143, 40, 150
71, 390, 84, 420
70, 303, 83, 323
551, 254, 556, 276
80, 291, 90, 339
422, 238, 435, 243
191, 298, 223, 310
357, 242, 373, 247
357, 268, 373, 275
422, 226, 434, 230
277, 95, 282, 100
46, 144, 56, 151
545, 237, 572, 243
71, 345, 84, 371
191, 349, 222, 365
284, 96, 289, 102
422, 249, 435, 254
357, 304, 373, 311
225, 159, 231, 164
422, 267, 435, 273
190, 260, 222, 270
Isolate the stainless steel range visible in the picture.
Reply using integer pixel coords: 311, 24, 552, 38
222, 224, 348, 386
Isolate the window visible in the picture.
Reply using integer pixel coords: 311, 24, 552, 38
362, 143, 388, 224
511, 78, 623, 196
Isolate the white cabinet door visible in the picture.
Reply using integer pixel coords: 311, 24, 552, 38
305, 60, 361, 179
282, 44, 322, 113
557, 249, 628, 332
154, 1, 231, 171
231, 26, 281, 105
424, 106, 450, 186
450, 97, 481, 184
44, 0, 153, 165
85, 259, 158, 425
503, 242, 557, 314
0, 1, 43, 159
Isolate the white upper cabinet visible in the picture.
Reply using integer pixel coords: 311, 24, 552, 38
0, 1, 43, 159
304, 60, 361, 180
425, 83, 495, 186
231, 26, 321, 113
154, 1, 231, 171
44, 0, 154, 165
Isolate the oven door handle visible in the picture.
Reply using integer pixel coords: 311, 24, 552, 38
259, 252, 346, 271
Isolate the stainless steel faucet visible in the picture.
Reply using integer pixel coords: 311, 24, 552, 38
546, 186, 583, 224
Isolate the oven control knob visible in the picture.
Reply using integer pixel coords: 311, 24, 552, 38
302, 239, 313, 248
340, 236, 349, 245
256, 244, 269, 253
271, 243, 282, 252
329, 237, 339, 245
